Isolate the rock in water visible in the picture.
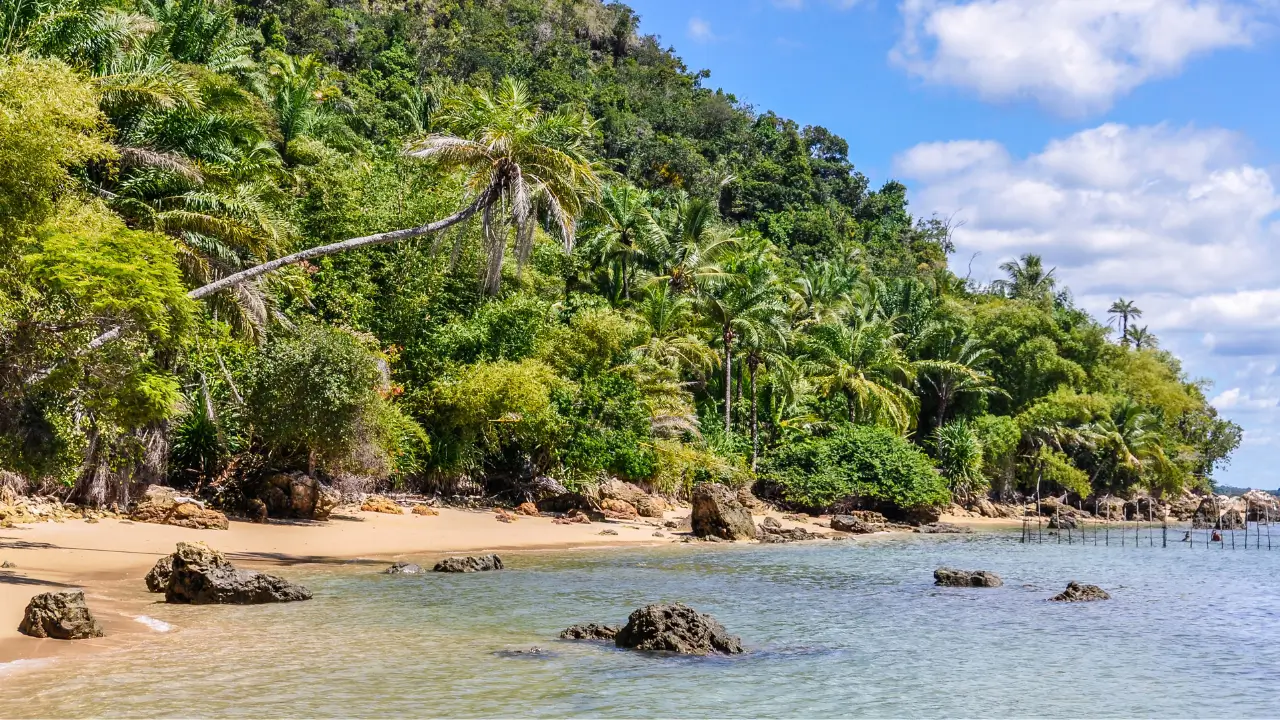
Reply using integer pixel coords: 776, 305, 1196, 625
18, 591, 103, 639
690, 484, 757, 541
559, 623, 620, 640
145, 555, 174, 593
830, 515, 875, 534
433, 555, 504, 573
914, 522, 973, 534
1047, 514, 1077, 530
614, 603, 744, 655
384, 562, 423, 574
164, 542, 311, 604
1050, 582, 1110, 602
934, 567, 1003, 587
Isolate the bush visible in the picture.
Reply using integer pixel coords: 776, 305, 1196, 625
760, 424, 950, 512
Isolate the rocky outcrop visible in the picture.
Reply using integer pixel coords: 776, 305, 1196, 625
145, 555, 174, 593
691, 484, 756, 541
898, 505, 942, 526
18, 591, 103, 640
830, 515, 876, 534
254, 473, 339, 521
1047, 514, 1077, 530
598, 479, 667, 518
934, 567, 1003, 587
559, 623, 619, 640
164, 542, 312, 604
634, 495, 668, 518
1192, 496, 1245, 530
614, 603, 744, 655
915, 522, 973, 534
433, 555, 504, 573
599, 498, 638, 519
757, 517, 820, 543
1243, 489, 1280, 521
1050, 582, 1110, 602
384, 562, 423, 574
361, 496, 403, 515
131, 487, 228, 530
514, 502, 539, 516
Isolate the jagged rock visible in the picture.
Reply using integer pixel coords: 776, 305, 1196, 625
736, 486, 769, 512
899, 505, 942, 526
145, 555, 174, 593
495, 508, 518, 523
1243, 489, 1279, 521
761, 516, 782, 530
1047, 514, 1078, 530
691, 484, 756, 541
614, 603, 744, 655
361, 496, 403, 515
782, 513, 810, 523
635, 495, 668, 518
537, 493, 588, 513
384, 562, 423, 574
830, 515, 875, 534
934, 567, 1003, 587
514, 502, 539, 516
1192, 496, 1245, 529
412, 505, 439, 516
1050, 582, 1110, 602
164, 542, 311, 604
433, 555, 504, 573
18, 591, 103, 640
600, 498, 638, 519
131, 488, 228, 530
915, 522, 973, 534
253, 474, 338, 521
560, 623, 619, 641
598, 479, 648, 506
1094, 496, 1128, 521
247, 498, 268, 523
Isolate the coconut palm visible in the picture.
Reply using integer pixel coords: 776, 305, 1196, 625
992, 253, 1056, 300
918, 330, 1005, 429
1126, 325, 1156, 349
739, 328, 788, 469
629, 285, 716, 374
1087, 399, 1172, 491
647, 194, 734, 294
790, 261, 859, 327
582, 183, 659, 302
698, 269, 788, 435
1108, 298, 1142, 344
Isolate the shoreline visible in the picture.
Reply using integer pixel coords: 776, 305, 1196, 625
0, 507, 1018, 670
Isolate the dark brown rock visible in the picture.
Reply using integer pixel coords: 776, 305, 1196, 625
934, 567, 1003, 587
18, 591, 103, 639
433, 554, 504, 573
914, 522, 973, 534
691, 484, 757, 540
164, 542, 311, 604
559, 623, 619, 641
145, 555, 173, 593
384, 562, 423, 574
1050, 582, 1110, 602
614, 603, 744, 655
830, 515, 875, 534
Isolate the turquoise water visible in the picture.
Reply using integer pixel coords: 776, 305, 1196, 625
5, 532, 1280, 717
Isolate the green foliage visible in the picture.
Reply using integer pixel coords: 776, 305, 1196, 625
761, 424, 950, 512
933, 420, 985, 501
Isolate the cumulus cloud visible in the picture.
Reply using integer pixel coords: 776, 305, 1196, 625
896, 123, 1280, 477
892, 0, 1261, 115
688, 17, 715, 42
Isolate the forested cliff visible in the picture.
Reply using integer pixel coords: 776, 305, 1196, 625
0, 0, 1241, 512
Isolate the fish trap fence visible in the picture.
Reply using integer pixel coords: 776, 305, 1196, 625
1018, 497, 1279, 550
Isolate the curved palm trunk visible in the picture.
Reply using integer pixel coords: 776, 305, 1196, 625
722, 327, 734, 436
41, 190, 494, 377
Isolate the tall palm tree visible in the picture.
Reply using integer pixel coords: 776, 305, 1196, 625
582, 183, 658, 302
790, 261, 858, 327
1126, 325, 1156, 349
648, 194, 733, 294
919, 331, 1004, 429
740, 329, 788, 469
698, 270, 788, 435
1109, 298, 1143, 345
801, 307, 919, 434
992, 253, 1056, 300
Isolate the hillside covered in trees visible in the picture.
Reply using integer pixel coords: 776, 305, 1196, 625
0, 0, 1242, 516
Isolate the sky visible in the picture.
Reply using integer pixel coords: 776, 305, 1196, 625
627, 0, 1280, 488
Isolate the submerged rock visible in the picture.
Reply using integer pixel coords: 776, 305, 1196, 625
18, 590, 103, 640
384, 562, 423, 574
914, 522, 973, 534
690, 484, 757, 541
164, 542, 312, 604
614, 603, 744, 655
559, 623, 620, 641
433, 554, 504, 573
1050, 582, 1110, 602
934, 567, 1003, 587
145, 555, 174, 593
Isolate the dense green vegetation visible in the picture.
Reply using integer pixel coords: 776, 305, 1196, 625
0, 0, 1241, 513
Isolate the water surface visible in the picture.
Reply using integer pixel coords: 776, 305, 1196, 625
5, 532, 1279, 717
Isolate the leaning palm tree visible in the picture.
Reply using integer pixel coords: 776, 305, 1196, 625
1109, 298, 1143, 345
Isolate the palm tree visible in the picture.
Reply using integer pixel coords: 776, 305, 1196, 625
582, 183, 658, 301
698, 270, 788, 435
629, 285, 716, 374
648, 194, 733, 293
1126, 325, 1156, 349
264, 53, 347, 166
919, 331, 1004, 429
790, 261, 858, 327
1086, 399, 1172, 492
1108, 298, 1142, 344
740, 329, 788, 469
992, 253, 1056, 300
801, 306, 919, 434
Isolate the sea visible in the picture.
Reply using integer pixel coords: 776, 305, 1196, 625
3, 530, 1279, 718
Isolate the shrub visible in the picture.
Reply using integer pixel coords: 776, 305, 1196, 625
761, 424, 950, 512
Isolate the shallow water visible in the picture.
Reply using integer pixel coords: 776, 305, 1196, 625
5, 531, 1280, 718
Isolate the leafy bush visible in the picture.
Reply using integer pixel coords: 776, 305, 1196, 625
933, 420, 986, 501
761, 424, 950, 512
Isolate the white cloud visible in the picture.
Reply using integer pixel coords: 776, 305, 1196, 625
892, 0, 1261, 115
896, 123, 1280, 481
688, 17, 715, 42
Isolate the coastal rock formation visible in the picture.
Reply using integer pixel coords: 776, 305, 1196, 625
361, 495, 403, 515
131, 487, 228, 530
635, 495, 668, 518
1243, 490, 1279, 521
384, 562, 423, 574
599, 498, 639, 519
614, 603, 744, 655
559, 623, 619, 640
433, 554, 504, 573
691, 483, 757, 541
412, 504, 439, 516
915, 522, 972, 534
254, 473, 339, 521
830, 515, 875, 534
514, 502, 539, 516
1047, 514, 1077, 530
1050, 582, 1110, 602
1192, 496, 1245, 530
247, 498, 268, 523
18, 590, 104, 640
934, 567, 1003, 587
145, 555, 174, 592
164, 542, 312, 604
758, 518, 820, 543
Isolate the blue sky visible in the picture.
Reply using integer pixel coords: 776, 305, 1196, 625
629, 0, 1280, 487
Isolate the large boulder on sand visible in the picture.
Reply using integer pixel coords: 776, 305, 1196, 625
433, 554, 504, 573
934, 567, 1003, 587
691, 484, 757, 540
164, 542, 312, 604
131, 486, 228, 530
256, 473, 339, 521
831, 515, 875, 534
614, 603, 744, 655
1050, 581, 1110, 602
18, 590, 103, 639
